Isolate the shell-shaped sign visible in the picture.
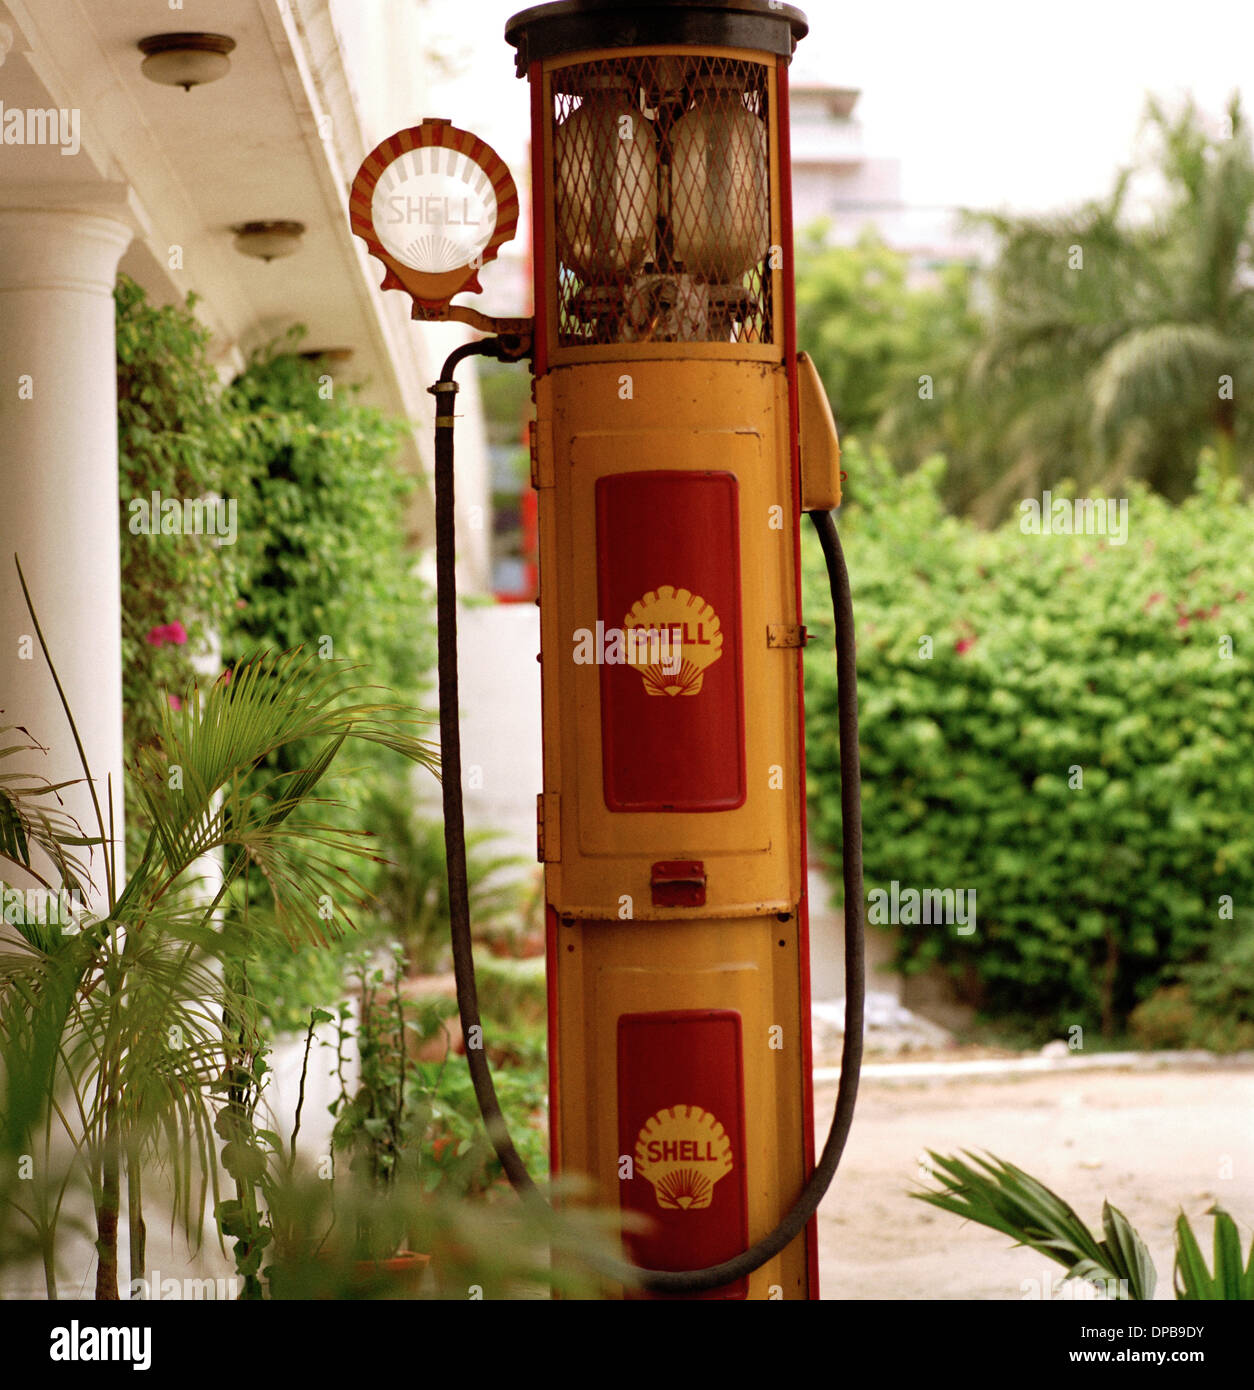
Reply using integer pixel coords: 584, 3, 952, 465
623, 586, 723, 696
634, 1104, 734, 1211
349, 120, 518, 313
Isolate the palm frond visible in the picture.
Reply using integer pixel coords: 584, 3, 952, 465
1174, 1206, 1254, 1300
124, 648, 436, 937
1089, 322, 1238, 446
2, 587, 443, 1293
914, 1150, 1156, 1300
0, 728, 99, 896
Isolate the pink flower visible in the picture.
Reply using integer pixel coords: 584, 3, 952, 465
146, 621, 189, 648
955, 636, 976, 655
168, 694, 182, 711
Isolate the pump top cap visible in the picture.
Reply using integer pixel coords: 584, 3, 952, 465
504, 0, 809, 76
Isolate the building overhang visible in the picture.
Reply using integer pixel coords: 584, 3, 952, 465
0, 0, 464, 528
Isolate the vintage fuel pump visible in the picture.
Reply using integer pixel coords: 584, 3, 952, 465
349, 0, 864, 1300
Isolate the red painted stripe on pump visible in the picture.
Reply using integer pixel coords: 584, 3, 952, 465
595, 471, 745, 812
776, 62, 821, 1300
527, 61, 548, 375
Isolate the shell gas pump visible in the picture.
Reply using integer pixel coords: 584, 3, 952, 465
349, 0, 864, 1300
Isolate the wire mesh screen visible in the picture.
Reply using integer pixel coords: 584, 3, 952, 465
550, 56, 773, 347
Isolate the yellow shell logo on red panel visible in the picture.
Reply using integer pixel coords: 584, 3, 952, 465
623, 586, 722, 696
634, 1104, 734, 1210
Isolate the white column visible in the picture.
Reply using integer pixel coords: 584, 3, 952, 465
0, 207, 133, 904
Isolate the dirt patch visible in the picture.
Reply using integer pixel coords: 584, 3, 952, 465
815, 1064, 1254, 1300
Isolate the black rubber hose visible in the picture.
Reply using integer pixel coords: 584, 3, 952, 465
432, 341, 864, 1295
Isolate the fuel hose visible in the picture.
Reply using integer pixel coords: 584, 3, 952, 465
431, 337, 864, 1295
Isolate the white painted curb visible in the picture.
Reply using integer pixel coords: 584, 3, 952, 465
814, 1049, 1254, 1085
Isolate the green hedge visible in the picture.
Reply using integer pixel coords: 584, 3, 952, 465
223, 340, 433, 695
803, 444, 1254, 1034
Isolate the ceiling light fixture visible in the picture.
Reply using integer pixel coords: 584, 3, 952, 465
231, 221, 307, 262
138, 33, 236, 92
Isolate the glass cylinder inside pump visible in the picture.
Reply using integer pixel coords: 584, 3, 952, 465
551, 55, 772, 346
555, 76, 659, 281
671, 79, 769, 284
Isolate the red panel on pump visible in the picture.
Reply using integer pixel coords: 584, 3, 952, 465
595, 471, 745, 812
617, 1010, 748, 1300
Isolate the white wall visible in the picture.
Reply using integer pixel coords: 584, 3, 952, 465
422, 601, 544, 874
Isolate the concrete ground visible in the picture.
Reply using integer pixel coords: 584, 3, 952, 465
814, 1061, 1254, 1300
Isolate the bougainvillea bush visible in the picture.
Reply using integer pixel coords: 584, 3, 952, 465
803, 443, 1254, 1034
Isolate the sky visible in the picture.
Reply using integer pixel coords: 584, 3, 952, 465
418, 0, 1254, 221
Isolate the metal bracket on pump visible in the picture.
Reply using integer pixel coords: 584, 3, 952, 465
427, 304, 533, 339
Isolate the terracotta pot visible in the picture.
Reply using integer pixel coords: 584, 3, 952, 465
486, 931, 545, 959
269, 1249, 431, 1300
398, 973, 464, 1060
351, 1251, 430, 1296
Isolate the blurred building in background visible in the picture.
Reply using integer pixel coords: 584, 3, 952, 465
789, 76, 990, 275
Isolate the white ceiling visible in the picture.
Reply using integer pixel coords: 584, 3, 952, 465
0, 0, 444, 465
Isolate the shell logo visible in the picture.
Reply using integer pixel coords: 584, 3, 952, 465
634, 1104, 734, 1210
623, 586, 722, 696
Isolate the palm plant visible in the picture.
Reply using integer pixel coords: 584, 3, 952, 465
894, 94, 1254, 521
0, 558, 437, 1298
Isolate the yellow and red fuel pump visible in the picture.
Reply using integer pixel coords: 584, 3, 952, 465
349, 0, 864, 1301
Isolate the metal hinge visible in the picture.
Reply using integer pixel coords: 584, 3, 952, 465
767, 623, 807, 648
529, 402, 554, 490
536, 791, 560, 863
528, 419, 541, 489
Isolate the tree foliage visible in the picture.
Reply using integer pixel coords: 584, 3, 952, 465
116, 281, 436, 867
795, 223, 981, 443
798, 95, 1254, 521
946, 95, 1254, 520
